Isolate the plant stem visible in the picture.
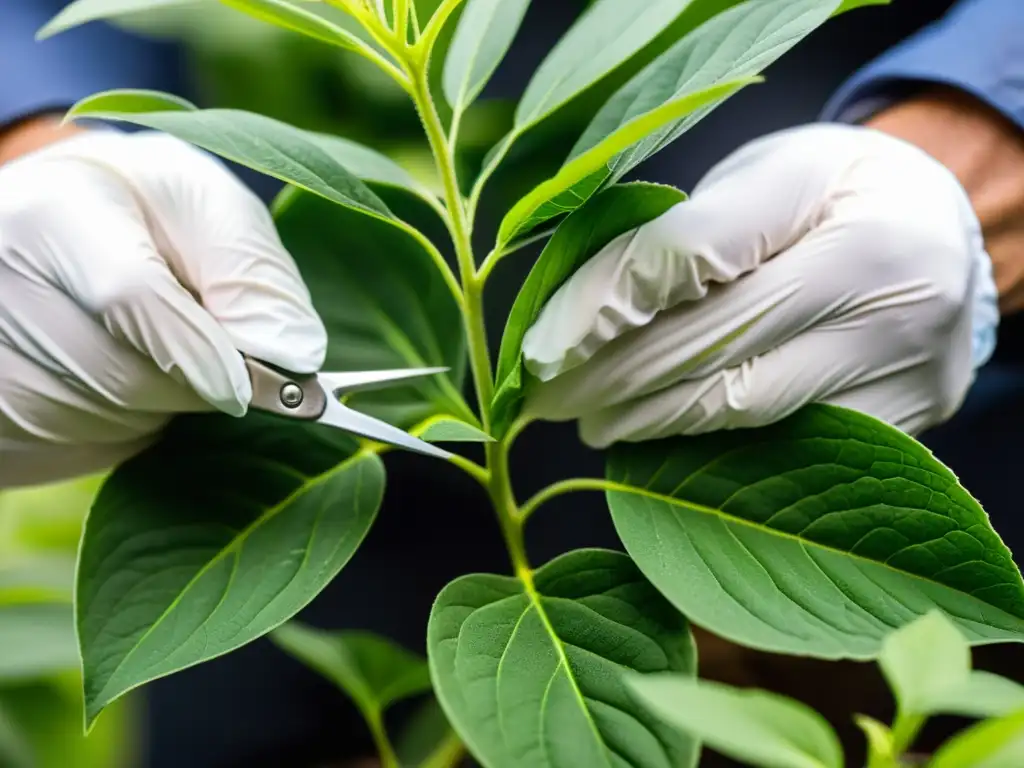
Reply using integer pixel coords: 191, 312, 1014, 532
416, 0, 465, 56
891, 712, 926, 756
519, 478, 616, 523
394, 0, 409, 41
367, 709, 400, 768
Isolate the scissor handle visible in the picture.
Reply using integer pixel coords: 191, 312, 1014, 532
244, 357, 327, 421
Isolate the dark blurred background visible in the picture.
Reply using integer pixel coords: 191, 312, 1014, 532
24, 1, 1024, 766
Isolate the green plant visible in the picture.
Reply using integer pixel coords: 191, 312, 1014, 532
36, 1, 1024, 766
628, 611, 1024, 767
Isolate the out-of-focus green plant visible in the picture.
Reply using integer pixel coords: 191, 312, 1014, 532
0, 477, 139, 768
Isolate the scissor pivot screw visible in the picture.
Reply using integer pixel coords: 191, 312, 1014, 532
280, 383, 304, 409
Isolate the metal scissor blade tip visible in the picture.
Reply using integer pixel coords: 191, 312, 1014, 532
317, 367, 450, 395
317, 398, 452, 460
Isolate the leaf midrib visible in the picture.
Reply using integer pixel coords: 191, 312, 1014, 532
607, 480, 1024, 620
89, 451, 374, 707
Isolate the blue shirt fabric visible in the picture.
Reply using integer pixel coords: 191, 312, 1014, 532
823, 0, 1024, 132
1, 0, 180, 128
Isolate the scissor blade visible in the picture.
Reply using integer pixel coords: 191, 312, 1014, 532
317, 397, 452, 460
317, 367, 449, 396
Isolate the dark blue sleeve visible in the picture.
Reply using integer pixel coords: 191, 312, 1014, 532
822, 0, 1024, 131
1, 0, 182, 127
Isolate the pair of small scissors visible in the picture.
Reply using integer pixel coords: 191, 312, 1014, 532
244, 356, 453, 460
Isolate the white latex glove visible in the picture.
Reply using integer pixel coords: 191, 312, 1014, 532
0, 130, 326, 488
523, 123, 999, 448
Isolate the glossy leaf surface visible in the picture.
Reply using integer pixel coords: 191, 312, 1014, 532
77, 416, 384, 726
576, 0, 849, 185
37, 0, 197, 38
67, 90, 391, 220
417, 417, 493, 443
498, 77, 755, 245
273, 187, 469, 428
606, 405, 1024, 658
428, 548, 697, 768
931, 709, 1024, 768
493, 183, 685, 434
628, 675, 843, 768
443, 0, 531, 118
515, 0, 696, 130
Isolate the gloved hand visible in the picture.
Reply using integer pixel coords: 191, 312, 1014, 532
523, 123, 999, 448
0, 129, 326, 488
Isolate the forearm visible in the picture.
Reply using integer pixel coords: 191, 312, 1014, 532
866, 87, 1024, 314
0, 115, 84, 166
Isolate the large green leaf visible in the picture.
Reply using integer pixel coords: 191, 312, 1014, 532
39, 0, 366, 51
606, 405, 1024, 658
492, 183, 685, 435
428, 548, 698, 768
442, 0, 531, 119
931, 709, 1024, 768
76, 415, 384, 727
576, 0, 849, 186
66, 90, 391, 220
498, 77, 755, 245
0, 556, 79, 683
272, 623, 431, 717
627, 675, 843, 768
514, 0, 697, 131
273, 187, 470, 428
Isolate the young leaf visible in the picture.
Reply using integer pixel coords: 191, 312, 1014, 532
605, 405, 1024, 659
428, 549, 698, 768
76, 416, 385, 727
66, 90, 392, 221
930, 672, 1024, 721
855, 716, 896, 768
514, 0, 697, 131
930, 709, 1024, 768
498, 76, 756, 245
442, 0, 531, 119
416, 416, 494, 443
627, 675, 844, 768
492, 183, 686, 434
879, 611, 971, 717
578, 0, 851, 187
37, 0, 197, 39
271, 623, 431, 717
273, 187, 471, 428
394, 697, 463, 768
40, 0, 366, 50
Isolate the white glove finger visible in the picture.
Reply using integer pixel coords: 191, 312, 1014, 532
523, 126, 847, 381
1, 160, 252, 415
81, 132, 327, 374
0, 344, 165, 488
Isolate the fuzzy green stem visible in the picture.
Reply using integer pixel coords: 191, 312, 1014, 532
394, 0, 409, 41
416, 0, 465, 56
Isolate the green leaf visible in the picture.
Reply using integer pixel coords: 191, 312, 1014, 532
605, 405, 1024, 659
394, 697, 462, 768
66, 90, 391, 220
627, 675, 844, 768
854, 716, 896, 768
272, 623, 431, 717
492, 183, 686, 434
834, 0, 890, 14
416, 416, 494, 443
307, 134, 439, 207
40, 0, 366, 50
428, 548, 698, 768
76, 415, 385, 727
273, 187, 470, 428
37, 0, 198, 39
0, 556, 79, 682
442, 0, 531, 119
578, 0, 849, 187
931, 709, 1024, 768
499, 77, 755, 245
931, 672, 1024, 721
515, 0, 697, 131
880, 611, 971, 717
